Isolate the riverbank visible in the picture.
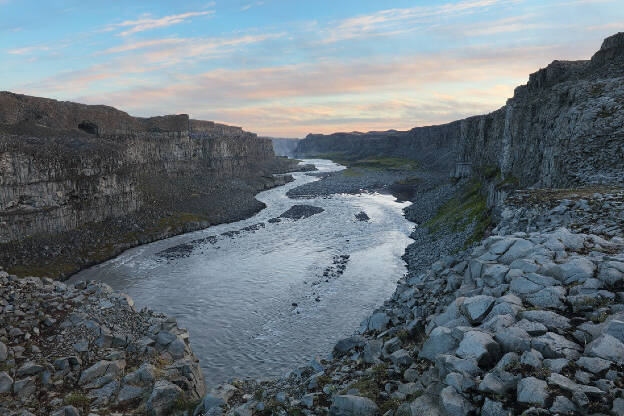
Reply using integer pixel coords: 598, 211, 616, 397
2, 159, 315, 281
202, 181, 624, 416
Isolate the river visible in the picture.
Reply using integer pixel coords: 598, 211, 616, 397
70, 159, 414, 387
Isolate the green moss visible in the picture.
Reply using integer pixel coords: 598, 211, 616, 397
313, 153, 419, 171
425, 180, 492, 248
64, 393, 92, 407
173, 397, 201, 412
597, 105, 616, 118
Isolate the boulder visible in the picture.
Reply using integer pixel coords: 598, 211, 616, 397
461, 295, 495, 324
517, 377, 549, 406
456, 331, 500, 367
585, 334, 624, 364
440, 386, 474, 415
146, 380, 183, 416
329, 395, 379, 416
419, 327, 459, 361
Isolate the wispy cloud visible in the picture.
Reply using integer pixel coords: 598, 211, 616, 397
105, 11, 214, 36
241, 2, 264, 11
321, 0, 522, 43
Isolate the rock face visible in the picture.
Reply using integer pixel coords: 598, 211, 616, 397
0, 92, 300, 278
295, 33, 624, 188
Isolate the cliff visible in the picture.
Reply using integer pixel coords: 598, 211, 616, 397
0, 92, 297, 278
295, 33, 624, 189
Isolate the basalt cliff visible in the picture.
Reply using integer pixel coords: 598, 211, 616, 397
0, 92, 298, 278
295, 32, 624, 190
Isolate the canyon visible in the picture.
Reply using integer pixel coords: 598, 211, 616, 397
0, 92, 300, 278
1, 32, 624, 416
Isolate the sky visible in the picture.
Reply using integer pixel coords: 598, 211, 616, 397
0, 1, 622, 137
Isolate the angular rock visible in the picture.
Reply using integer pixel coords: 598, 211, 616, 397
440, 385, 474, 416
461, 295, 495, 324
495, 327, 531, 353
517, 377, 549, 406
329, 395, 379, 416
146, 380, 183, 416
456, 331, 501, 368
419, 327, 458, 361
585, 334, 624, 364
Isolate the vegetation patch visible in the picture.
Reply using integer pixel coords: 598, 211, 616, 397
64, 393, 92, 407
313, 153, 419, 171
425, 180, 492, 248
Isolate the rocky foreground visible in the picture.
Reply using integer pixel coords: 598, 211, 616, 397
195, 189, 624, 416
0, 275, 205, 415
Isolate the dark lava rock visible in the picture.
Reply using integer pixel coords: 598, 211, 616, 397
355, 211, 370, 221
279, 205, 325, 220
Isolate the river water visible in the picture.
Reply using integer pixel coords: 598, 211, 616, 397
70, 160, 414, 387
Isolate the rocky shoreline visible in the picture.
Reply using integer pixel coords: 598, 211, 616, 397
197, 184, 624, 416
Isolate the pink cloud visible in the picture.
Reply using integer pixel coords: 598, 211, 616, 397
105, 11, 214, 37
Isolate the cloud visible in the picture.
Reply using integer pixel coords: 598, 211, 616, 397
8, 45, 52, 55
241, 2, 264, 11
321, 0, 522, 43
105, 11, 214, 36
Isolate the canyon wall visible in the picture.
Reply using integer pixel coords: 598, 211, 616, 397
0, 92, 293, 277
295, 33, 624, 188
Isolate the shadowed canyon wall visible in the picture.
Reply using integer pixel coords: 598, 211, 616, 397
0, 92, 294, 277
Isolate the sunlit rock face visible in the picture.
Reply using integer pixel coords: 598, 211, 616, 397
295, 33, 624, 189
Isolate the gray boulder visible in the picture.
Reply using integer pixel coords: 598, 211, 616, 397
419, 327, 458, 361
585, 334, 624, 364
146, 380, 183, 416
461, 295, 495, 324
329, 395, 379, 416
456, 331, 500, 367
440, 385, 474, 415
517, 377, 549, 406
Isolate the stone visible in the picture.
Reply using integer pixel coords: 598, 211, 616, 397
193, 394, 225, 416
547, 373, 605, 397
456, 331, 501, 367
576, 356, 611, 373
520, 310, 571, 331
117, 384, 146, 405
612, 398, 624, 415
514, 319, 547, 336
362, 339, 383, 364
445, 372, 475, 393
481, 398, 508, 416
16, 361, 44, 377
482, 264, 509, 287
367, 312, 390, 332
0, 341, 7, 361
550, 396, 577, 414
156, 331, 177, 346
478, 372, 507, 395
168, 338, 186, 360
329, 395, 379, 416
13, 377, 36, 398
440, 386, 474, 415
0, 371, 13, 393
461, 295, 495, 324
390, 349, 413, 368
517, 377, 548, 406
79, 360, 125, 386
520, 349, 543, 368
557, 257, 596, 284
526, 286, 566, 310
419, 327, 458, 361
585, 334, 624, 364
532, 332, 581, 359
495, 327, 532, 353
146, 380, 183, 416
88, 380, 119, 405
333, 336, 365, 356
50, 406, 81, 416
544, 358, 569, 373
499, 239, 535, 264
605, 319, 624, 343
